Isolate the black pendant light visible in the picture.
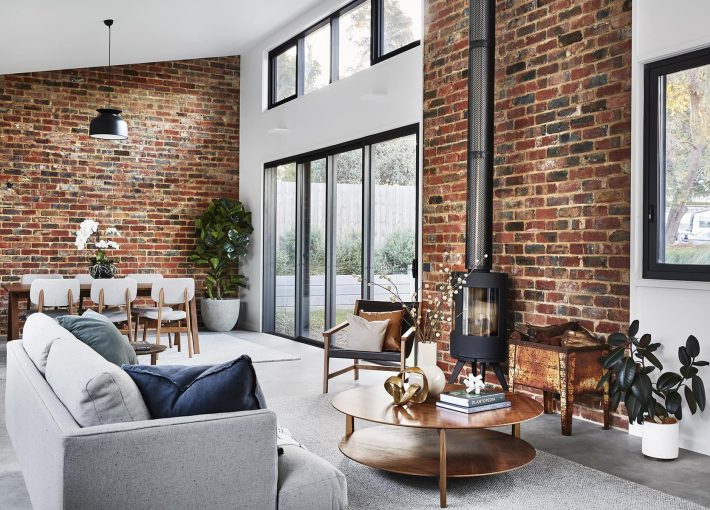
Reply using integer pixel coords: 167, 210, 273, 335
89, 19, 128, 140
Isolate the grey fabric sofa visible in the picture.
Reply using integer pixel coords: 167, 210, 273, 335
6, 340, 347, 509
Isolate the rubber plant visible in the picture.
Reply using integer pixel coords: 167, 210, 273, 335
190, 198, 253, 299
598, 320, 708, 423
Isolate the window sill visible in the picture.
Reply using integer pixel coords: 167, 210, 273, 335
632, 276, 710, 292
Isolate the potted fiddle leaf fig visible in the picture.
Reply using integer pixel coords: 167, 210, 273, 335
190, 198, 253, 331
598, 320, 708, 460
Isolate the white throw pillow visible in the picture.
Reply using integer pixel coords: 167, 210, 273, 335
45, 337, 150, 427
21, 312, 78, 374
344, 314, 389, 352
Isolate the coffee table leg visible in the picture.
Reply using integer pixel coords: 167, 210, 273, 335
512, 423, 520, 438
345, 414, 354, 436
8, 291, 19, 340
439, 429, 447, 508
151, 353, 158, 365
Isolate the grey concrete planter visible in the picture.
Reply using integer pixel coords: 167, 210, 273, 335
201, 298, 240, 332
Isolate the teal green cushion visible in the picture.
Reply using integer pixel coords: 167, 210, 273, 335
56, 316, 138, 366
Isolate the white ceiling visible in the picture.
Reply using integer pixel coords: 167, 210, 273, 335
0, 0, 325, 75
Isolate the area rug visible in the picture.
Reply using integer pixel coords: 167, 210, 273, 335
141, 331, 300, 365
268, 391, 706, 510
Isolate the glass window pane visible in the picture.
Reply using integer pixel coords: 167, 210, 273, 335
274, 46, 296, 102
301, 159, 327, 339
383, 0, 421, 55
275, 163, 296, 336
304, 24, 331, 95
372, 134, 417, 301
335, 149, 363, 322
661, 64, 710, 265
339, 1, 371, 79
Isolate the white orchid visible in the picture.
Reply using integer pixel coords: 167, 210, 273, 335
104, 227, 120, 236
73, 219, 121, 253
95, 240, 120, 250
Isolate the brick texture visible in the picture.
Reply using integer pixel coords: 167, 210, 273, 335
423, 1, 631, 425
0, 56, 239, 333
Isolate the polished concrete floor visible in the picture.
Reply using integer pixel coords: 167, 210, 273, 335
1, 332, 709, 508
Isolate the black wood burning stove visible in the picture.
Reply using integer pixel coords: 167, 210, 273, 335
450, 271, 508, 389
447, 0, 509, 390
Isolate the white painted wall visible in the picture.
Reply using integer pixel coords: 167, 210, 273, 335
238, 0, 423, 332
631, 0, 710, 455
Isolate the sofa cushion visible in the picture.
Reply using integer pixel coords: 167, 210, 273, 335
45, 337, 150, 427
277, 444, 348, 510
57, 314, 138, 366
122, 355, 267, 419
344, 314, 389, 352
21, 312, 78, 374
359, 309, 404, 351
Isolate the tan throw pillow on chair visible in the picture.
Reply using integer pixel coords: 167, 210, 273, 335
359, 309, 405, 352
345, 314, 389, 352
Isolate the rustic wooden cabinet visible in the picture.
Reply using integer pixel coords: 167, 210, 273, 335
508, 326, 611, 436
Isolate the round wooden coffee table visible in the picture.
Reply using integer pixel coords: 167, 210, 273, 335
332, 384, 543, 508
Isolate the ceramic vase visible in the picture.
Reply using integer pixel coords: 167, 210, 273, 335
416, 341, 446, 398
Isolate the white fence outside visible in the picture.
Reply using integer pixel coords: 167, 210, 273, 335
275, 273, 415, 312
276, 182, 416, 243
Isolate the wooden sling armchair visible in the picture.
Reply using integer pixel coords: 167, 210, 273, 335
322, 299, 420, 393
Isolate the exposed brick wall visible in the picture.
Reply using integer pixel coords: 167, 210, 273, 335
0, 56, 239, 333
423, 0, 631, 426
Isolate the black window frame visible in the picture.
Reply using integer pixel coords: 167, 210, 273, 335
268, 38, 299, 108
643, 46, 710, 281
267, 0, 421, 109
262, 123, 421, 345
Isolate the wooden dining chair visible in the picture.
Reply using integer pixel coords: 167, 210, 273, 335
322, 299, 420, 393
19, 274, 64, 316
139, 278, 195, 357
29, 279, 80, 318
127, 273, 173, 339
90, 278, 138, 341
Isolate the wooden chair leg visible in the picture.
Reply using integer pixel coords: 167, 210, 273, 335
134, 315, 140, 342
559, 352, 576, 436
602, 382, 611, 430
354, 358, 359, 380
186, 324, 193, 359
155, 323, 161, 346
142, 321, 149, 342
323, 336, 330, 394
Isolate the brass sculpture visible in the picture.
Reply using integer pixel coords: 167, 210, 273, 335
384, 367, 429, 406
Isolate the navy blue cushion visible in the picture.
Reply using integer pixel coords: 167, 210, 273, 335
122, 355, 266, 418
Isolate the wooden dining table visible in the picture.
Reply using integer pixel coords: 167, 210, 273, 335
2, 281, 200, 353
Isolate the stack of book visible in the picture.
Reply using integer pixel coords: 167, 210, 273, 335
436, 388, 510, 414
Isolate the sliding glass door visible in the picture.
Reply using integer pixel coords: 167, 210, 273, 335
263, 126, 419, 343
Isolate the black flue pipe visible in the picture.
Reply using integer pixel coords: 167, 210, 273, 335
466, 0, 496, 271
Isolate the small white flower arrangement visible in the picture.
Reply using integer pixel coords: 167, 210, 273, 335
74, 219, 121, 278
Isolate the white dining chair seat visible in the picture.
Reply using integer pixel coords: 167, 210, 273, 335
132, 306, 173, 315
25, 310, 71, 319
141, 309, 187, 321
101, 309, 130, 323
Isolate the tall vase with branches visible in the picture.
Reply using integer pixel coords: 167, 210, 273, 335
361, 252, 481, 395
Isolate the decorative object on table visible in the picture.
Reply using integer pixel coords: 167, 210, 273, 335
89, 19, 128, 140
190, 198, 253, 331
74, 219, 121, 278
509, 321, 610, 436
322, 299, 420, 393
415, 340, 446, 398
384, 367, 429, 406
440, 386, 505, 407
362, 252, 476, 398
463, 373, 486, 394
598, 320, 708, 460
436, 399, 511, 414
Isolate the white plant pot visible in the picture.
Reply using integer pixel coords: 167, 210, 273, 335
415, 341, 446, 398
641, 420, 679, 460
201, 298, 240, 332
